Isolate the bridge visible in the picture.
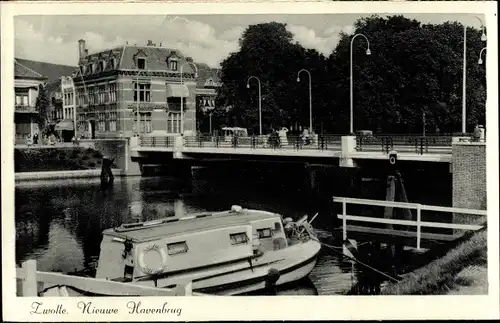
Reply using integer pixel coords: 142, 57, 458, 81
131, 133, 474, 166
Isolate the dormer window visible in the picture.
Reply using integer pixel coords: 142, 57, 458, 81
169, 60, 178, 71
208, 79, 214, 85
88, 64, 93, 74
99, 61, 105, 72
137, 58, 146, 70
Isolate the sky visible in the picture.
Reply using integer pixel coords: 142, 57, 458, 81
14, 13, 485, 68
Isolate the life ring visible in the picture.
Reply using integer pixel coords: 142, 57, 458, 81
137, 243, 168, 275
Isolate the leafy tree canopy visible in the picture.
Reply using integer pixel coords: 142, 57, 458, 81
208, 16, 486, 135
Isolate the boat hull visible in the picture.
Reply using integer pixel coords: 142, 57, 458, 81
132, 239, 321, 295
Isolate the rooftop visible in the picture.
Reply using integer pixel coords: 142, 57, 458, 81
104, 209, 278, 242
15, 58, 76, 82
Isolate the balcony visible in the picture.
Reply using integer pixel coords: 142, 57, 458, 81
15, 105, 37, 113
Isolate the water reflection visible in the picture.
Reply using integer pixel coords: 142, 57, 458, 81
15, 176, 360, 295
15, 168, 450, 295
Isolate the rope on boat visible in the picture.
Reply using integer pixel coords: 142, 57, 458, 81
321, 242, 401, 283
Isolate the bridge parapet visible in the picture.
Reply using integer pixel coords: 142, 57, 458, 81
183, 134, 342, 151
356, 134, 454, 155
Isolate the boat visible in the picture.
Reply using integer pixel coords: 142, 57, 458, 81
94, 205, 321, 295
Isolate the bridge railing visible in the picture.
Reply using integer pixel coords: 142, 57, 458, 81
356, 134, 455, 154
183, 135, 342, 151
139, 136, 175, 148
332, 196, 486, 250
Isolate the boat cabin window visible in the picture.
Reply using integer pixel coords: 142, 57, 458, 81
273, 222, 282, 233
230, 232, 249, 245
257, 228, 272, 239
167, 241, 188, 255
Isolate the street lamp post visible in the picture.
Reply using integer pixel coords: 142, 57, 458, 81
297, 69, 313, 133
462, 17, 487, 134
349, 33, 371, 135
180, 62, 199, 135
478, 47, 487, 65
246, 76, 262, 135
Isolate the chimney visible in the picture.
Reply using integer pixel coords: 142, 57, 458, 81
147, 40, 153, 46
186, 57, 193, 62
78, 39, 86, 60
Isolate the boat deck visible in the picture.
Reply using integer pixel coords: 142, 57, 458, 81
105, 209, 279, 242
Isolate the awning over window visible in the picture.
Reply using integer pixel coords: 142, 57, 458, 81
166, 84, 189, 98
54, 119, 74, 131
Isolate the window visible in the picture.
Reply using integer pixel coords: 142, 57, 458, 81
139, 112, 152, 133
98, 112, 106, 132
137, 58, 146, 70
112, 58, 117, 69
167, 112, 181, 133
88, 64, 93, 74
109, 83, 117, 103
230, 232, 249, 245
99, 85, 106, 104
16, 94, 28, 106
133, 82, 151, 102
169, 60, 178, 71
167, 242, 188, 255
99, 61, 105, 72
109, 112, 117, 132
257, 228, 272, 239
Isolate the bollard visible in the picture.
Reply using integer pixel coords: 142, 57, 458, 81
264, 268, 280, 295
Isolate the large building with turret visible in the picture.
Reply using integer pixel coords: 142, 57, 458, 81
69, 39, 219, 139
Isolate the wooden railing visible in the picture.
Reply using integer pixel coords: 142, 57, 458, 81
17, 260, 205, 296
332, 197, 487, 250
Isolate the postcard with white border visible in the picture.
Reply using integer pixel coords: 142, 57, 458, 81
1, 0, 499, 321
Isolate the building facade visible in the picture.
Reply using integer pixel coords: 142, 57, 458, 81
195, 63, 221, 133
72, 39, 204, 139
14, 58, 75, 143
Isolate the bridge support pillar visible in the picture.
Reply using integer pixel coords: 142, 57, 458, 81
340, 136, 358, 168
94, 138, 141, 176
452, 141, 487, 236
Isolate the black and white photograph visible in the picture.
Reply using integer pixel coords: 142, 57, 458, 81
2, 1, 498, 321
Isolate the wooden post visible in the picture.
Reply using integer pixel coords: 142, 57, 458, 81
416, 204, 422, 250
21, 260, 37, 296
342, 201, 347, 241
384, 176, 396, 230
174, 281, 193, 296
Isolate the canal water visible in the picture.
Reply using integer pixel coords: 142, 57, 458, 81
14, 164, 451, 295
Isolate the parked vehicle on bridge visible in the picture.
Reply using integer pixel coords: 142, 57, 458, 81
93, 206, 321, 295
356, 130, 373, 138
221, 127, 248, 142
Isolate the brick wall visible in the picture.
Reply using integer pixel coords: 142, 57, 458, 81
452, 142, 486, 233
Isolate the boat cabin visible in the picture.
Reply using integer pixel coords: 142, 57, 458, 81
95, 206, 289, 282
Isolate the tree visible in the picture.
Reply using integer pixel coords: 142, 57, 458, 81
35, 84, 50, 133
217, 22, 328, 135
327, 15, 486, 134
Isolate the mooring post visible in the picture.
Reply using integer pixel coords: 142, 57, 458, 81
21, 260, 37, 296
416, 204, 422, 250
342, 201, 347, 241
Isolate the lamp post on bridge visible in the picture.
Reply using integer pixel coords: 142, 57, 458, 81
247, 76, 262, 135
350, 33, 371, 135
478, 47, 487, 65
296, 69, 313, 134
462, 17, 486, 134
180, 62, 199, 135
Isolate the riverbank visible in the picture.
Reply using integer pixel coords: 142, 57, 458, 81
14, 147, 106, 173
15, 169, 125, 181
381, 228, 487, 295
